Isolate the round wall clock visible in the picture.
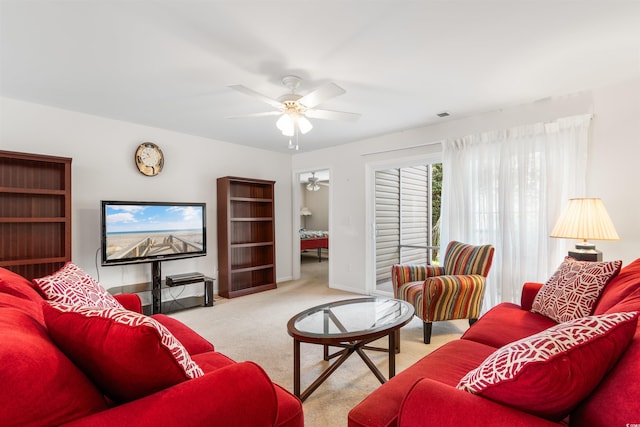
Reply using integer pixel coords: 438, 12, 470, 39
134, 142, 164, 176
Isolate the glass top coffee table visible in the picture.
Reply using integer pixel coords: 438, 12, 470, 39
286, 297, 414, 401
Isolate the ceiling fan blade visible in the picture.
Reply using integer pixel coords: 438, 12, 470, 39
305, 109, 361, 122
228, 85, 283, 110
226, 111, 282, 119
298, 82, 346, 108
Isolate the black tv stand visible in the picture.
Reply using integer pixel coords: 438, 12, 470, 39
150, 261, 214, 314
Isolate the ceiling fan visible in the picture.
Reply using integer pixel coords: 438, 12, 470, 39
227, 76, 361, 147
305, 172, 329, 191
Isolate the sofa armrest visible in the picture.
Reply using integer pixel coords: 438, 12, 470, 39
111, 294, 215, 355
151, 313, 215, 354
113, 293, 142, 313
60, 361, 278, 427
521, 282, 544, 311
399, 378, 562, 427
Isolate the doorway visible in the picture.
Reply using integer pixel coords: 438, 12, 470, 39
296, 169, 330, 281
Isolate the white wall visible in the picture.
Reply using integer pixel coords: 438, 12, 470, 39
300, 183, 329, 230
293, 75, 640, 295
3, 75, 639, 299
0, 97, 294, 293
589, 77, 640, 264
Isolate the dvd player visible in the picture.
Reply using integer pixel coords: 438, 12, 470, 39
166, 272, 205, 287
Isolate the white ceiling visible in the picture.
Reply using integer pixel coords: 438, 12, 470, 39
1, 1, 639, 153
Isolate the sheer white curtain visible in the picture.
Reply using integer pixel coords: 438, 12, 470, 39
440, 114, 591, 309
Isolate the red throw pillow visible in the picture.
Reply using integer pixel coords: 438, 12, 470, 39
456, 311, 638, 421
594, 257, 640, 314
0, 309, 108, 426
33, 262, 123, 309
531, 257, 622, 322
0, 267, 44, 302
43, 302, 204, 402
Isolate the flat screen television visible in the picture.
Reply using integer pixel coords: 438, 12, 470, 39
100, 201, 207, 266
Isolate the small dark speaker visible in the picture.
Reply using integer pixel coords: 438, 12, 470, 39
166, 272, 205, 287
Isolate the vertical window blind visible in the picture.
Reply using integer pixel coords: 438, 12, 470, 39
375, 164, 441, 286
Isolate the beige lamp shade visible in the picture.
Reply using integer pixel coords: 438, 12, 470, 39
550, 198, 619, 241
300, 207, 312, 216
551, 198, 619, 262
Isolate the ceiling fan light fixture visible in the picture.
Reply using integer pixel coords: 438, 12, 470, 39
306, 172, 320, 191
306, 182, 320, 191
228, 76, 359, 149
276, 114, 295, 136
298, 116, 313, 134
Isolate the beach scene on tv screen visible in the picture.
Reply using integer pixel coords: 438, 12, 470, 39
105, 204, 204, 261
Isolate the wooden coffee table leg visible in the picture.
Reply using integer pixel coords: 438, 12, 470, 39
389, 331, 396, 378
300, 346, 355, 402
293, 338, 301, 397
355, 346, 387, 384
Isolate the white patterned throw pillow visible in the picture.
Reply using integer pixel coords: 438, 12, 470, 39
457, 311, 638, 421
531, 257, 621, 322
33, 262, 123, 308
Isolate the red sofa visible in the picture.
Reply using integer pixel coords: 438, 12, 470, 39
349, 258, 640, 427
0, 267, 303, 427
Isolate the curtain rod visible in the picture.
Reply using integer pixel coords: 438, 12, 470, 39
361, 114, 591, 157
361, 140, 442, 156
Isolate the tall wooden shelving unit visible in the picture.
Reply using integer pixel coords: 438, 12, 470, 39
217, 176, 276, 298
0, 150, 72, 280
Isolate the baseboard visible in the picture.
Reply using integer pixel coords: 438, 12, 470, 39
329, 283, 366, 295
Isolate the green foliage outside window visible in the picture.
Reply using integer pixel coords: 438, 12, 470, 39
431, 163, 442, 264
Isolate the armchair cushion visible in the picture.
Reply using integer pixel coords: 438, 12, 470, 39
531, 257, 622, 323
394, 280, 426, 318
43, 302, 204, 402
457, 311, 638, 421
395, 275, 488, 323
424, 274, 487, 322
33, 262, 123, 309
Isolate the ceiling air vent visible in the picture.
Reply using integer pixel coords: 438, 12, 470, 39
436, 111, 450, 118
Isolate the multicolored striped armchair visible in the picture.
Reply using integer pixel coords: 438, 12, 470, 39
392, 241, 495, 343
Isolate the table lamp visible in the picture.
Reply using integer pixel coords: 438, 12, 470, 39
550, 198, 619, 261
300, 207, 312, 229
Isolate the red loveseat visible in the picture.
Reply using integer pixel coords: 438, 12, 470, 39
349, 258, 640, 427
0, 267, 303, 427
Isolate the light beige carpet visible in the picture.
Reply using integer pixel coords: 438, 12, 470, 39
170, 258, 468, 427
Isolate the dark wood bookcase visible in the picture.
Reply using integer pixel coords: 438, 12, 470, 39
217, 176, 276, 298
0, 150, 72, 280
